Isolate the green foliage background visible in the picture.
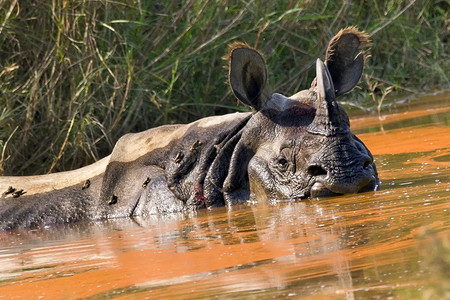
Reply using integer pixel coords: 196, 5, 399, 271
0, 0, 448, 175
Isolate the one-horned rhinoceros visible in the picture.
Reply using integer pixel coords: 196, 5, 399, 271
0, 27, 379, 230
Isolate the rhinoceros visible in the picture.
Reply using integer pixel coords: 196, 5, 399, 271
0, 27, 379, 230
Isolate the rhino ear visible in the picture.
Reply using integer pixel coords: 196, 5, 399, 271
227, 43, 269, 110
325, 26, 371, 97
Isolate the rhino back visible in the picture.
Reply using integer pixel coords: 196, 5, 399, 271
0, 157, 109, 198
0, 159, 108, 230
0, 176, 102, 231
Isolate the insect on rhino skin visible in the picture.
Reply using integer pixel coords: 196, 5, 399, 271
0, 26, 379, 230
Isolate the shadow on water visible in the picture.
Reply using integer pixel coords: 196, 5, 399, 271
0, 91, 449, 299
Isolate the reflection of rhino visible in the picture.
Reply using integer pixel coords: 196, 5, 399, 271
0, 27, 379, 230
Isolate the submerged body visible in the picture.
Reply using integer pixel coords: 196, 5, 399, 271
0, 27, 379, 230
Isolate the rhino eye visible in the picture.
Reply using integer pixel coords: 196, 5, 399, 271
276, 158, 289, 171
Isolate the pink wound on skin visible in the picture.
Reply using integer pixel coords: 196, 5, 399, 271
194, 181, 205, 207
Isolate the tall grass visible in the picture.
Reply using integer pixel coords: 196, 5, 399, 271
0, 0, 448, 175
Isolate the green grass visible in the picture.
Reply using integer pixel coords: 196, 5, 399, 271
0, 0, 448, 175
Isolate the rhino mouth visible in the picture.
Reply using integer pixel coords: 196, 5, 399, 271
308, 175, 379, 199
309, 182, 342, 198
250, 171, 379, 202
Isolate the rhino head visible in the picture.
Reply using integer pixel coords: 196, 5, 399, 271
221, 27, 379, 202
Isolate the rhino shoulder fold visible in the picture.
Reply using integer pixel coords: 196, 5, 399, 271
99, 112, 252, 216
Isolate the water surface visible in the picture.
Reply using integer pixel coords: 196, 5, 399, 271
0, 91, 449, 299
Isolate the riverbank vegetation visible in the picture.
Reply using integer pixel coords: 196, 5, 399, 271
0, 0, 448, 175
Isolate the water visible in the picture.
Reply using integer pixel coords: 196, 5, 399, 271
0, 92, 449, 299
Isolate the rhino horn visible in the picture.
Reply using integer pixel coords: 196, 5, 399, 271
307, 59, 350, 136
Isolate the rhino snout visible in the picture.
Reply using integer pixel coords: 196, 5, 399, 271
310, 182, 341, 198
307, 154, 376, 197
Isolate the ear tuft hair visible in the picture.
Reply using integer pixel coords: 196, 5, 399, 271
222, 42, 254, 61
325, 26, 372, 64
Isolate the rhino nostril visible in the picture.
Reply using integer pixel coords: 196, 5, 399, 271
363, 157, 372, 169
307, 165, 327, 176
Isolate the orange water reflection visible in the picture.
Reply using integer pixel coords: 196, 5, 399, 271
0, 92, 449, 299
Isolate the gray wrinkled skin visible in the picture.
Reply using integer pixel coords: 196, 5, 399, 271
0, 27, 379, 231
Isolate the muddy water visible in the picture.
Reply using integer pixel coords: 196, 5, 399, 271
0, 92, 449, 299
